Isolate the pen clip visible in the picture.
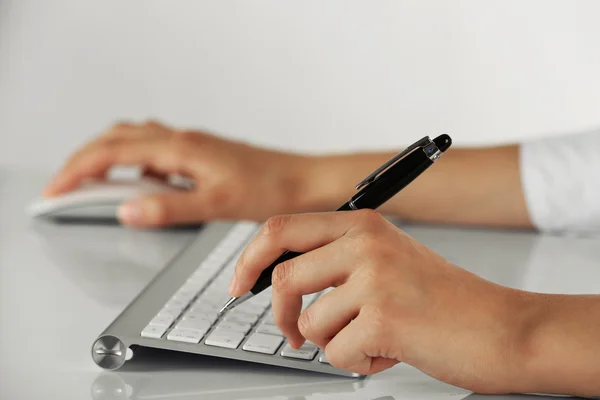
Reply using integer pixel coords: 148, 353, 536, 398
355, 136, 431, 191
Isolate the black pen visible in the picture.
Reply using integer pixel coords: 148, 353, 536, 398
219, 134, 452, 313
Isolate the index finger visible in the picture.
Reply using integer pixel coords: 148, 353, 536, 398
43, 135, 190, 196
229, 211, 365, 297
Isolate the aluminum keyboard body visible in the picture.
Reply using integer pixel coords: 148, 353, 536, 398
91, 221, 361, 378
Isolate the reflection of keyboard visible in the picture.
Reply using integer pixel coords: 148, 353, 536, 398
92, 221, 360, 377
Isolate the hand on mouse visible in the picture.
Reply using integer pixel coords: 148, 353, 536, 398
229, 210, 537, 394
44, 121, 321, 227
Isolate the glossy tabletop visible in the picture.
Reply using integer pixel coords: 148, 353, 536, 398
1, 167, 597, 400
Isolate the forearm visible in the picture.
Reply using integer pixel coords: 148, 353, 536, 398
298, 145, 533, 228
515, 293, 600, 397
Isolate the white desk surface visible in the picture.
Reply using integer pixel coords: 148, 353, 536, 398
1, 167, 598, 400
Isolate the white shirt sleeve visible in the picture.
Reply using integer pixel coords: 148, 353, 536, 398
520, 129, 600, 235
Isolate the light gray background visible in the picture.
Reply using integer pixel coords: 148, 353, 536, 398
2, 0, 600, 171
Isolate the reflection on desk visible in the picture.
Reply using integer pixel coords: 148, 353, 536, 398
28, 219, 199, 308
90, 348, 469, 400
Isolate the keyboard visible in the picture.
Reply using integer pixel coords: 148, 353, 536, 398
125, 222, 360, 377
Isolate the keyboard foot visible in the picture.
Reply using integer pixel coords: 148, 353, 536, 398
92, 335, 129, 370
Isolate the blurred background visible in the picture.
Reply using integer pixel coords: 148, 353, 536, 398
1, 0, 600, 170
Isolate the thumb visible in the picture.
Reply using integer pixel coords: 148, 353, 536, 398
117, 192, 212, 227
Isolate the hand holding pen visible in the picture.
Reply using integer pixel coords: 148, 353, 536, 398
221, 134, 559, 394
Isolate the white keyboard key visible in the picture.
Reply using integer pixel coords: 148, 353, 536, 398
215, 320, 252, 334
223, 312, 258, 325
184, 309, 219, 319
148, 315, 175, 327
210, 280, 231, 289
182, 312, 219, 325
157, 308, 183, 319
318, 353, 330, 364
184, 308, 219, 318
204, 329, 246, 349
242, 333, 284, 355
171, 293, 196, 304
255, 323, 282, 336
197, 260, 223, 271
164, 299, 188, 310
189, 303, 221, 313
262, 313, 276, 325
141, 324, 167, 339
175, 319, 212, 331
253, 297, 272, 307
200, 294, 231, 306
233, 303, 268, 315
166, 328, 206, 343
281, 342, 318, 360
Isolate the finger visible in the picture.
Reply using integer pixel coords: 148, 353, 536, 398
297, 283, 361, 350
267, 241, 355, 347
44, 137, 192, 197
325, 309, 399, 375
270, 292, 303, 348
231, 211, 365, 296
117, 190, 217, 227
43, 123, 169, 196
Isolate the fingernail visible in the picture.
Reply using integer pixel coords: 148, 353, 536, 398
228, 275, 238, 295
118, 202, 143, 224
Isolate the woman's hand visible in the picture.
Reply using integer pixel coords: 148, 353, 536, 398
229, 210, 533, 394
43, 121, 320, 227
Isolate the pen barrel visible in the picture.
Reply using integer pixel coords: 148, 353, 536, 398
250, 250, 304, 295
350, 151, 433, 210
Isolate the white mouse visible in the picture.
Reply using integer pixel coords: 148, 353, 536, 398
28, 178, 179, 220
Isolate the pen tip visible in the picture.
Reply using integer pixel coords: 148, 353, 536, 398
219, 296, 238, 314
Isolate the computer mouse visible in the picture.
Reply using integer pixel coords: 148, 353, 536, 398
27, 178, 180, 220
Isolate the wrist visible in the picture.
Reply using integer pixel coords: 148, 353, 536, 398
285, 154, 355, 213
465, 286, 542, 394
513, 293, 600, 398
492, 289, 545, 394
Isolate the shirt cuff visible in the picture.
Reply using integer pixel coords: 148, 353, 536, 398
519, 129, 600, 235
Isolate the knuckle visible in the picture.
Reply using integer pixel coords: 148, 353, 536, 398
263, 215, 292, 237
233, 252, 249, 277
99, 136, 123, 150
362, 304, 386, 340
103, 122, 132, 139
356, 265, 381, 291
355, 208, 383, 226
143, 119, 162, 128
363, 264, 380, 282
174, 129, 198, 143
111, 121, 133, 131
324, 347, 344, 369
352, 233, 380, 255
271, 259, 295, 292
